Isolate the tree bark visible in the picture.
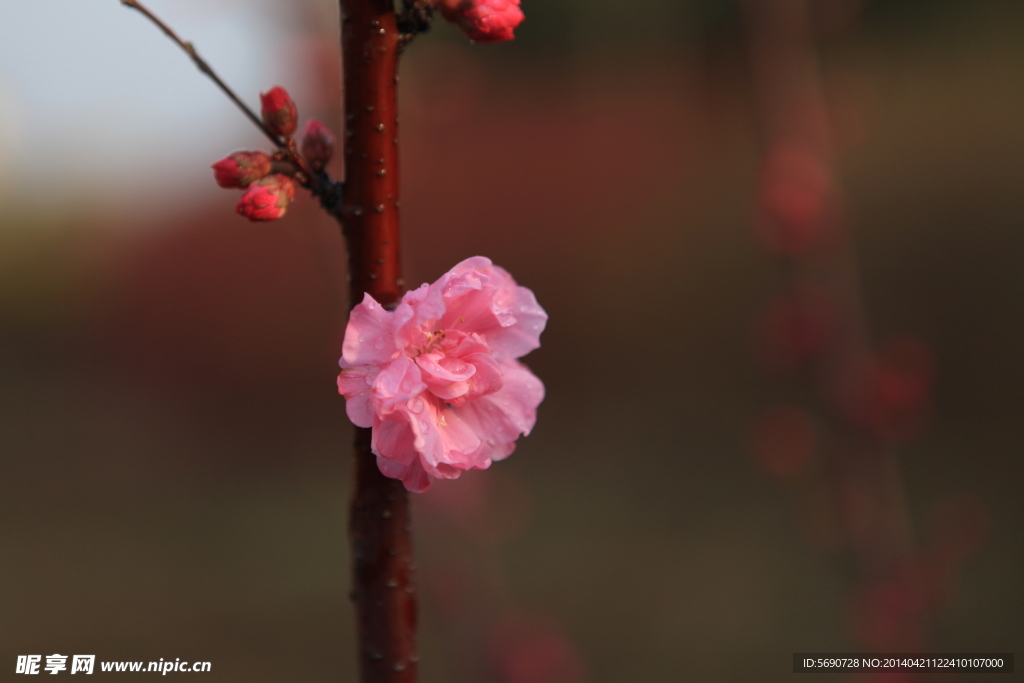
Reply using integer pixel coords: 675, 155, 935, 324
340, 1, 417, 681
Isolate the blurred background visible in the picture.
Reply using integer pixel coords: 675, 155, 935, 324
1, 0, 1022, 681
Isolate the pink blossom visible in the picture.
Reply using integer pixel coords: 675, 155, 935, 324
439, 0, 525, 43
338, 257, 546, 492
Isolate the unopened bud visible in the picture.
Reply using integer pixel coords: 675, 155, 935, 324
439, 0, 524, 43
300, 118, 335, 170
260, 86, 298, 138
236, 174, 296, 222
211, 151, 272, 189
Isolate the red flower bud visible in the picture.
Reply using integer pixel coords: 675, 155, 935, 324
439, 0, 524, 43
236, 174, 296, 222
260, 86, 298, 138
211, 151, 272, 189
300, 118, 335, 170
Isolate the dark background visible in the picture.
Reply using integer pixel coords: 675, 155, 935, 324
1, 0, 1022, 680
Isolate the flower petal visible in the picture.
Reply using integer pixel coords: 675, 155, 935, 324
488, 284, 548, 359
448, 255, 495, 276
342, 293, 396, 365
439, 260, 547, 360
373, 355, 426, 415
337, 365, 379, 428
458, 359, 544, 447
376, 455, 431, 492
417, 351, 476, 400
464, 352, 503, 400
436, 402, 491, 469
393, 282, 446, 350
372, 413, 417, 466
416, 352, 475, 382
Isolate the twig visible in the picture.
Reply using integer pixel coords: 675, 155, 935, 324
120, 0, 282, 147
119, 0, 344, 220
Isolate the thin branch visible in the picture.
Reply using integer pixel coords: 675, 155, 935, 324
119, 0, 344, 222
120, 0, 282, 147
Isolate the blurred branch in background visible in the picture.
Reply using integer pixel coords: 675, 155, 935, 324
120, 0, 284, 146
743, 0, 988, 669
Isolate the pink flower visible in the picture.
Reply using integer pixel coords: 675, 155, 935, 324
439, 0, 525, 43
338, 257, 547, 492
236, 174, 296, 221
211, 151, 272, 189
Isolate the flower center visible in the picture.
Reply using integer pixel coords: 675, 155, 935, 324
412, 329, 446, 357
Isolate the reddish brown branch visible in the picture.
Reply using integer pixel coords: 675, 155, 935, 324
340, 0, 404, 304
349, 430, 417, 683
339, 1, 415, 682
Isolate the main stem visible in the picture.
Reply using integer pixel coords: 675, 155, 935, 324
339, 1, 416, 682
